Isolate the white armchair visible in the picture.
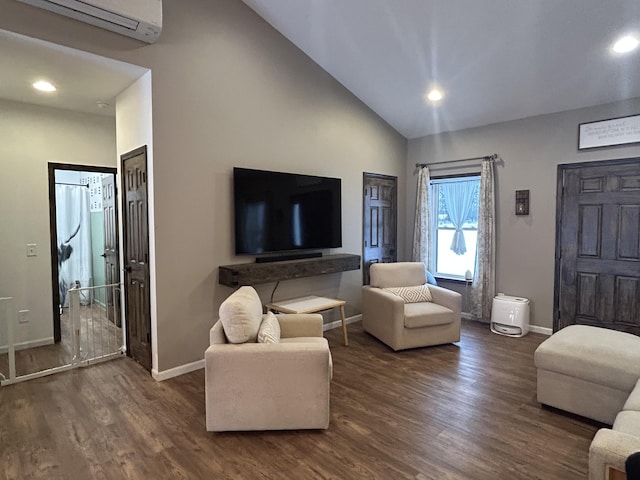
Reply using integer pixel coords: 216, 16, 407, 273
205, 286, 332, 432
362, 262, 461, 351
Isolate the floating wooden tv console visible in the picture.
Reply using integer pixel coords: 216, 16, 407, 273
218, 253, 361, 288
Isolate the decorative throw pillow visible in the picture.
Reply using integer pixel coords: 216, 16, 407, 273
257, 311, 281, 344
219, 286, 263, 343
383, 284, 433, 303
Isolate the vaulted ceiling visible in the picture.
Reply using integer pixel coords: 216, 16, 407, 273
241, 0, 640, 138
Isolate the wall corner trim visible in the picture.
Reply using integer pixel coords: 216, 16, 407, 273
152, 358, 204, 381
529, 325, 552, 336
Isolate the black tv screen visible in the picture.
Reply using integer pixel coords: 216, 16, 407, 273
233, 168, 342, 255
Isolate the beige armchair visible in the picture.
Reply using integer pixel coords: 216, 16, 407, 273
362, 262, 461, 351
205, 286, 332, 432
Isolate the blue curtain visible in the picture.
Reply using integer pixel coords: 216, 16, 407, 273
441, 181, 477, 255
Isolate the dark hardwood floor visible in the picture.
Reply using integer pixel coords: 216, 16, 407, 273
0, 320, 599, 479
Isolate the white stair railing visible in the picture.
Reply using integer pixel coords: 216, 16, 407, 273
0, 297, 17, 384
68, 283, 124, 366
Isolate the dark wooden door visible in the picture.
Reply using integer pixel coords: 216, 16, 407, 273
555, 158, 640, 335
102, 174, 120, 326
363, 173, 397, 285
121, 147, 152, 371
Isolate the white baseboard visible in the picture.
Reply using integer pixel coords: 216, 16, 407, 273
461, 313, 553, 336
151, 315, 363, 382
0, 337, 54, 354
529, 325, 552, 336
152, 358, 204, 381
323, 314, 362, 331
155, 314, 551, 382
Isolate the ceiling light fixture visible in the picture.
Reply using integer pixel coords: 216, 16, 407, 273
425, 88, 444, 102
612, 35, 639, 53
33, 80, 56, 92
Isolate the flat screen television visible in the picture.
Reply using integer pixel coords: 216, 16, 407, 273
233, 168, 342, 256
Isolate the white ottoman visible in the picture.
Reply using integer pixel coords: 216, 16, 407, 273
534, 325, 640, 424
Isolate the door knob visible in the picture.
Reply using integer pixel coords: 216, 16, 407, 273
124, 266, 132, 273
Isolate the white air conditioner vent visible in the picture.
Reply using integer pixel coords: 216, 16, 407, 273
17, 0, 162, 44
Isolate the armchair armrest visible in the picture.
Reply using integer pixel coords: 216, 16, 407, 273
205, 341, 331, 431
209, 320, 227, 345
429, 285, 462, 317
589, 428, 640, 480
276, 313, 323, 338
362, 286, 405, 346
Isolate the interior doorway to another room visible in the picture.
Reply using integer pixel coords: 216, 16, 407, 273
362, 173, 398, 285
45, 163, 122, 375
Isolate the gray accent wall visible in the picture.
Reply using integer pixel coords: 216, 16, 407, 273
407, 98, 640, 329
0, 0, 407, 373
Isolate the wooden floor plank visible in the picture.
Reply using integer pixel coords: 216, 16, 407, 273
0, 320, 599, 479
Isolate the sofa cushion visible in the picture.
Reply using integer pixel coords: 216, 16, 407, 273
383, 285, 433, 303
534, 325, 640, 392
624, 378, 640, 412
613, 410, 640, 437
257, 312, 280, 344
219, 286, 263, 343
404, 302, 453, 328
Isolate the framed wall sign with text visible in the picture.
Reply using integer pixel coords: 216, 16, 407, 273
578, 114, 640, 150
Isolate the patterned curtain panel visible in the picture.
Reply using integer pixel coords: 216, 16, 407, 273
412, 166, 431, 267
470, 158, 496, 320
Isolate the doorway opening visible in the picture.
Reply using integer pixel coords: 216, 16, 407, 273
362, 173, 398, 285
49, 162, 119, 341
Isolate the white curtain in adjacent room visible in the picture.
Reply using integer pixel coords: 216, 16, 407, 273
56, 185, 92, 306
470, 158, 496, 320
412, 166, 431, 268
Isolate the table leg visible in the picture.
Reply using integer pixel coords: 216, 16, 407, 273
340, 305, 348, 346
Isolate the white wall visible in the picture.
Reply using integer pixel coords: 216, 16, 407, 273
115, 71, 158, 373
407, 98, 640, 329
0, 99, 116, 347
0, 0, 408, 373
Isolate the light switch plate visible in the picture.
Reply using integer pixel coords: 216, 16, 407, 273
26, 244, 37, 257
515, 190, 530, 216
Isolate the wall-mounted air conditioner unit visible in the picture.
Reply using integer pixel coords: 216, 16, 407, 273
16, 0, 162, 43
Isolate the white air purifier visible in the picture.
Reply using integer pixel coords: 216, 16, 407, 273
490, 294, 530, 337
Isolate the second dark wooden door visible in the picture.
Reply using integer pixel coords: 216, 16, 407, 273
122, 147, 152, 371
555, 158, 640, 335
363, 173, 397, 285
102, 173, 121, 326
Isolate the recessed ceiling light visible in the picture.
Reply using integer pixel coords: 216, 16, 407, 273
425, 88, 444, 102
612, 35, 639, 53
33, 80, 56, 92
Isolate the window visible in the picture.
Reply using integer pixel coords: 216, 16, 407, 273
429, 175, 480, 279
